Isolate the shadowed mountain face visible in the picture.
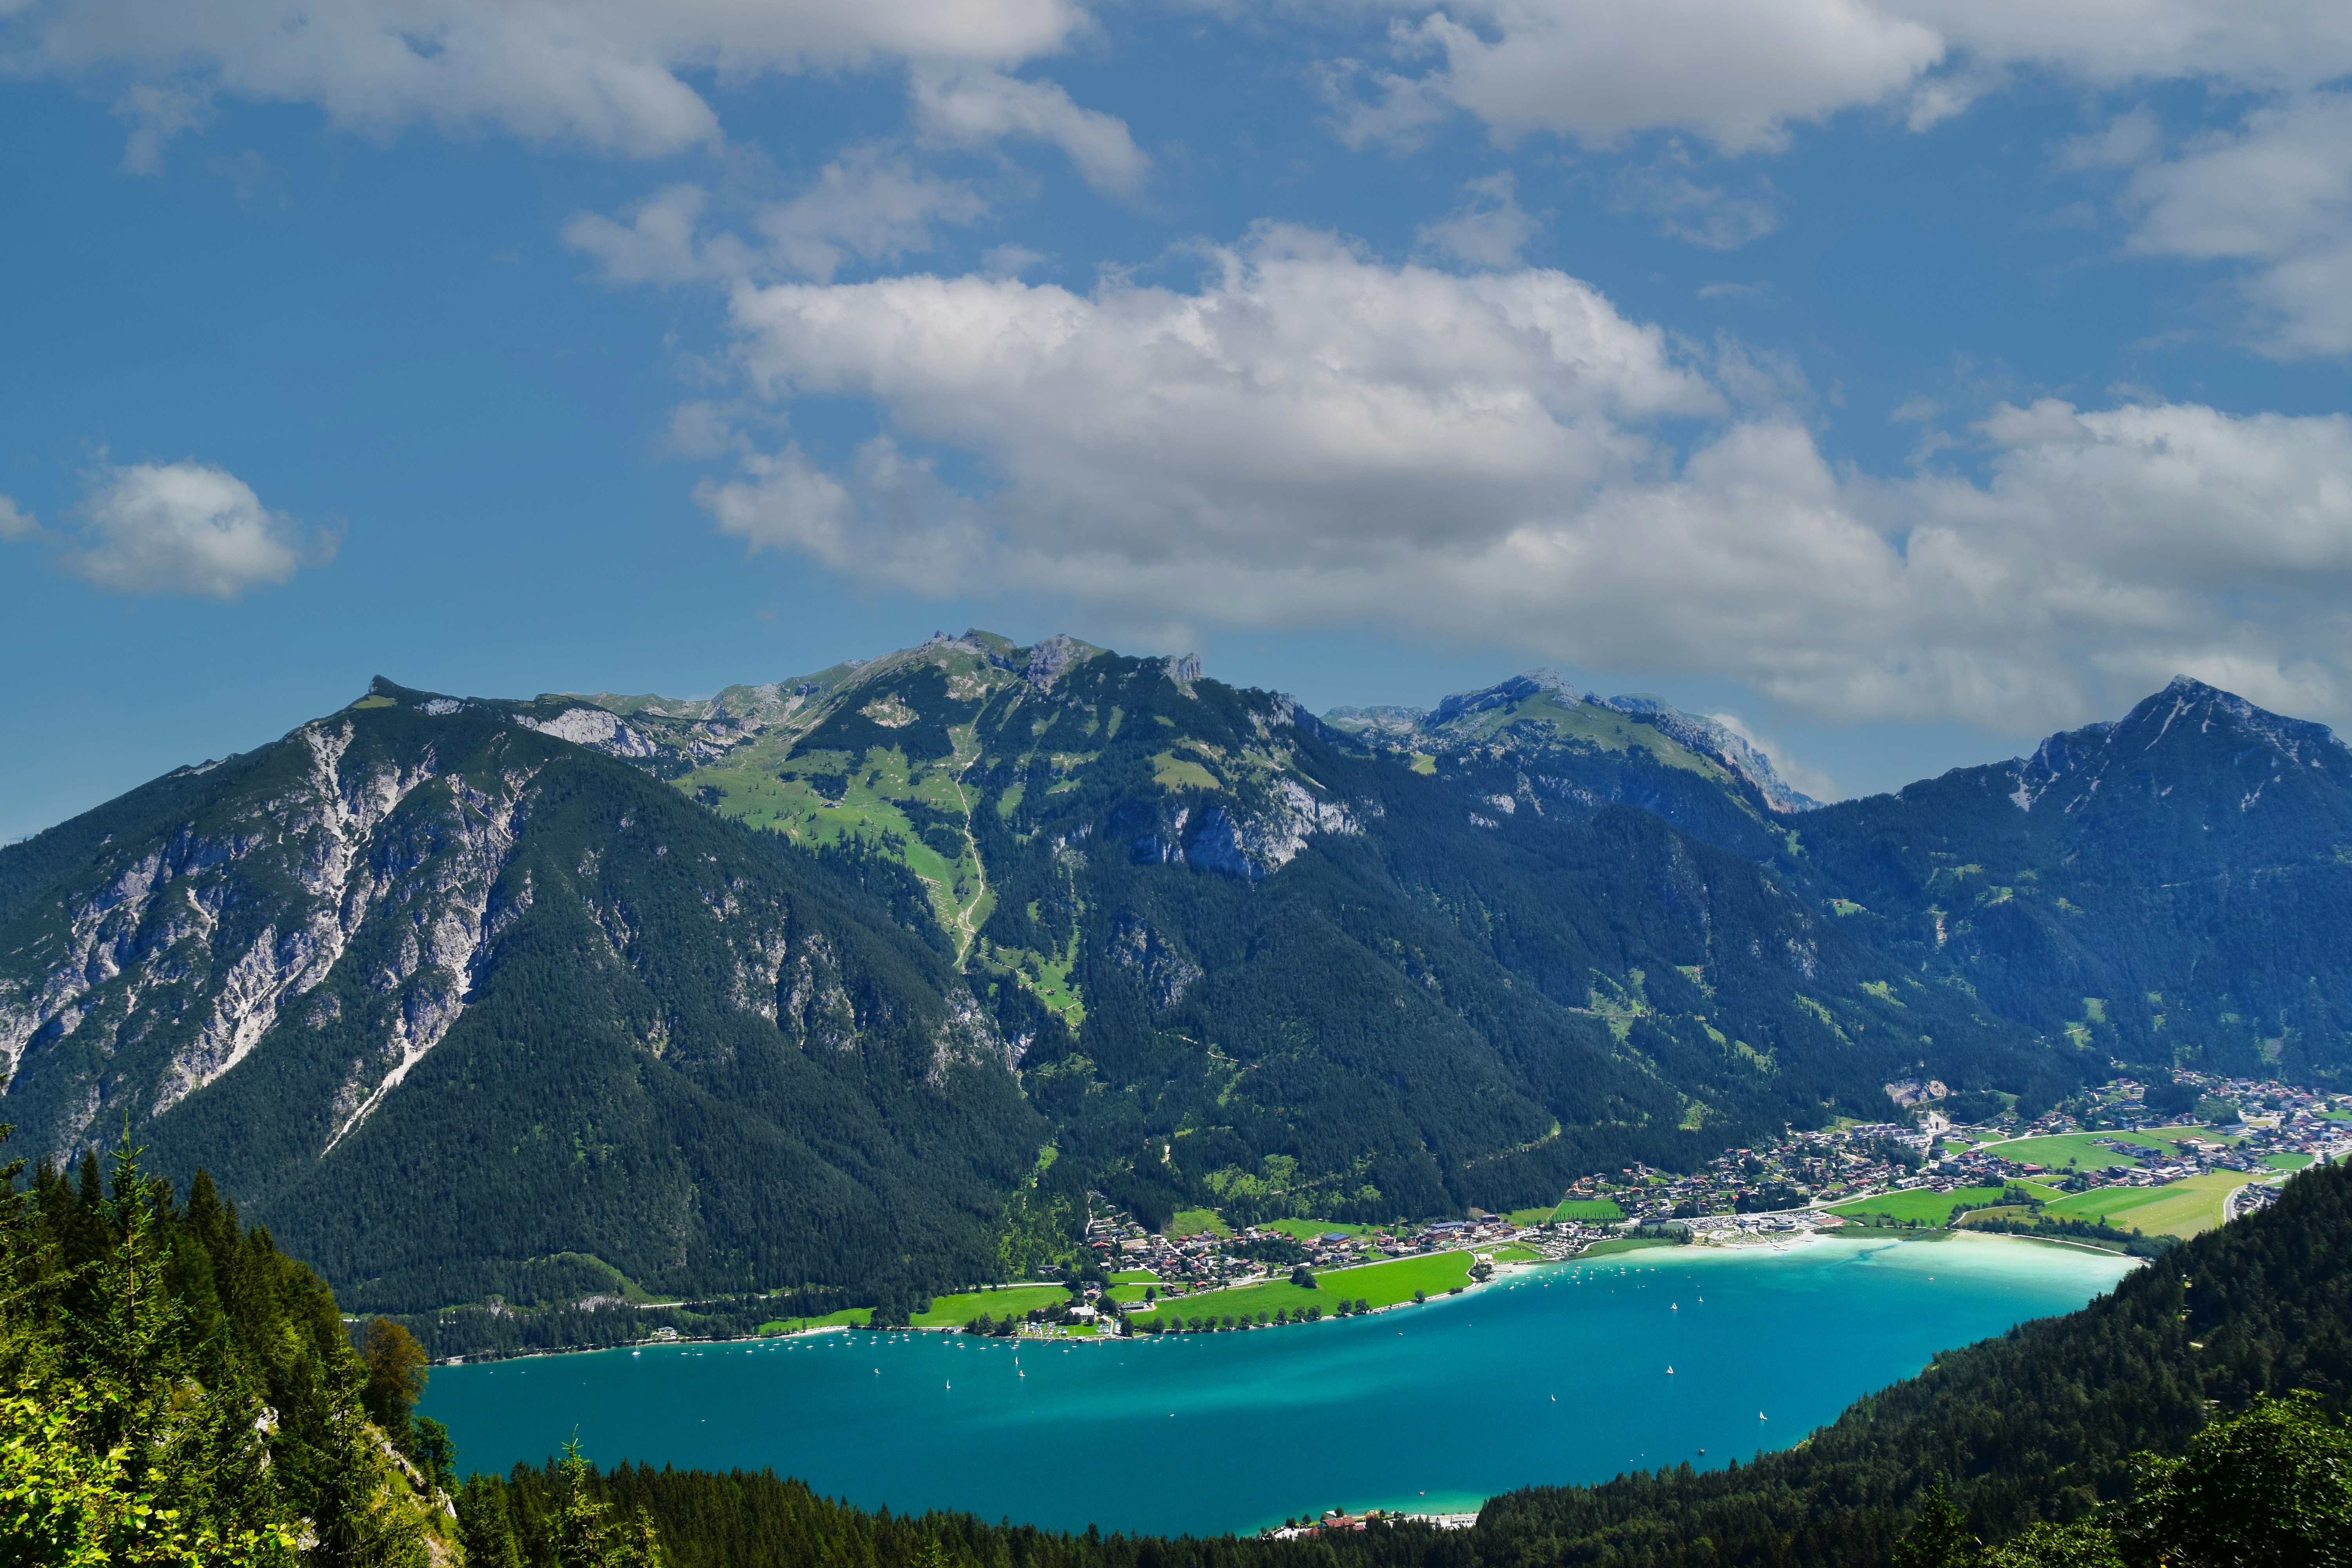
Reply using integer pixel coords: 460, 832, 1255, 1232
1, 643, 2341, 1314
1776, 677, 2352, 1085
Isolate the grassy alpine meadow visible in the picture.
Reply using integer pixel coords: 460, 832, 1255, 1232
1166, 1208, 1234, 1237
756, 1308, 871, 1334
1133, 1250, 1477, 1330
1826, 1184, 2017, 1225
2036, 1170, 2259, 1239
908, 1285, 1072, 1328
1984, 1126, 2234, 1172
1552, 1197, 1628, 1221
1259, 1217, 1377, 1241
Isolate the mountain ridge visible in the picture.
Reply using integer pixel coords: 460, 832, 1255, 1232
3, 639, 2346, 1325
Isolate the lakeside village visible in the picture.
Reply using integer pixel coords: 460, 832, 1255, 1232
617, 1073, 2348, 1538
618, 1071, 2349, 1365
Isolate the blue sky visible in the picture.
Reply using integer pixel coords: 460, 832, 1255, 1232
5, 0, 2352, 837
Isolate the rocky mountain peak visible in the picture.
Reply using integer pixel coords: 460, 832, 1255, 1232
1021, 633, 1106, 691
2011, 675, 2347, 814
1431, 668, 1581, 726
1595, 696, 1820, 815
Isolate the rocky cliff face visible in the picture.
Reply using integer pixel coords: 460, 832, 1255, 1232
0, 683, 1036, 1310
15, 635, 2348, 1319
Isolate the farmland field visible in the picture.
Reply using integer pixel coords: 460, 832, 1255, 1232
1167, 1208, 1233, 1238
756, 1308, 871, 1334
1981, 1126, 2225, 1172
2036, 1170, 2256, 1239
1132, 1250, 1475, 1329
1826, 1185, 2011, 1225
910, 1285, 1070, 1328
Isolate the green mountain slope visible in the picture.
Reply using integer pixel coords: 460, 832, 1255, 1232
0, 681, 1038, 1312
1780, 677, 2352, 1085
602, 635, 2055, 1228
7, 635, 2348, 1321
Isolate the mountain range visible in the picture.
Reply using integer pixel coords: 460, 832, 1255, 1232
2, 632, 2346, 1317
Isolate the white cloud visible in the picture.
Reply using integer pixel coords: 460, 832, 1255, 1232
62, 461, 327, 597
564, 151, 991, 286
2113, 90, 2352, 357
908, 65, 1150, 193
564, 184, 714, 285
18, 0, 1092, 162
2059, 106, 2162, 171
757, 149, 993, 279
1612, 149, 1782, 250
682, 231, 2352, 731
983, 243, 1050, 278
1319, 0, 2352, 156
1305, 3, 2352, 356
0, 496, 40, 542
1896, 0, 2352, 92
1349, 0, 1944, 154
1416, 172, 1538, 268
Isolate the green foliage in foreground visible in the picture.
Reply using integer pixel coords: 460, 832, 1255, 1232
0, 1126, 669, 1566
0, 1128, 433, 1565
1893, 1394, 2352, 1566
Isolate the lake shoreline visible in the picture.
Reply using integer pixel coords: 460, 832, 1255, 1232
425, 1231, 2133, 1537
427, 1226, 2131, 1368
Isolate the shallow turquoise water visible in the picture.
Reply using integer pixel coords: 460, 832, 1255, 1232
423, 1234, 2131, 1536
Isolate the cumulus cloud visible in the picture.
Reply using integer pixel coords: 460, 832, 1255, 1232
16, 0, 1091, 162
111, 82, 209, 175
565, 150, 992, 287
2108, 90, 2352, 356
1332, 0, 1943, 154
1307, 2, 2352, 354
564, 184, 715, 285
1899, 0, 2352, 91
59, 462, 329, 597
681, 230, 2352, 731
908, 66, 1151, 193
1319, 0, 2352, 154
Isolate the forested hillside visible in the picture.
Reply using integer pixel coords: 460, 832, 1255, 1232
4, 632, 2348, 1327
0, 1129, 454, 1564
8, 1127, 2341, 1563
652, 634, 2058, 1231
0, 688, 1038, 1314
1778, 677, 2352, 1086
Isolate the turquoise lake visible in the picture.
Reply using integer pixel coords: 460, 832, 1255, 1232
423, 1234, 2133, 1537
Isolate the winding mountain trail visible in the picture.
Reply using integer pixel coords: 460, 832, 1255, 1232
946, 734, 989, 966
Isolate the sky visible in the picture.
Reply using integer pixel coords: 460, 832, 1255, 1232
5, 1, 2352, 838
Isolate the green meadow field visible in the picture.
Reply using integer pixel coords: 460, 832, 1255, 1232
1132, 1250, 1476, 1329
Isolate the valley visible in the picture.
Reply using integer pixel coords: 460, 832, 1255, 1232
4, 631, 2351, 1346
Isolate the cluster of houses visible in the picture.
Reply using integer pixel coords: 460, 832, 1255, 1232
1076, 1209, 1536, 1299
1261, 1510, 1478, 1540
1057, 1075, 2347, 1298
